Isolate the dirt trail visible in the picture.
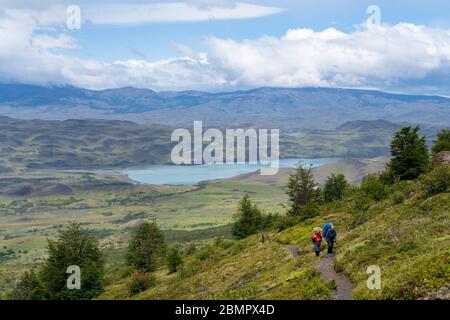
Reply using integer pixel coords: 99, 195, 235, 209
283, 245, 353, 300
315, 255, 353, 300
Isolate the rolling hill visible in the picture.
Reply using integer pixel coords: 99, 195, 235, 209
0, 116, 174, 169
0, 116, 442, 170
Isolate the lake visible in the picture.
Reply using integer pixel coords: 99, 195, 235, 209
123, 158, 339, 185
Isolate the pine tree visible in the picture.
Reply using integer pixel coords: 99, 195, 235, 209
286, 162, 321, 216
389, 126, 430, 180
324, 173, 349, 202
166, 246, 183, 273
432, 129, 450, 156
127, 221, 166, 272
232, 194, 263, 239
39, 222, 104, 300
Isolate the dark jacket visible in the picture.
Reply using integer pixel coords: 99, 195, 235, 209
325, 229, 336, 242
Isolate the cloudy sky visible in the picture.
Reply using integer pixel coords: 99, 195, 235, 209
1, 0, 450, 95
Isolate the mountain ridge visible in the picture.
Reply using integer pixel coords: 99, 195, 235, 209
1, 84, 449, 129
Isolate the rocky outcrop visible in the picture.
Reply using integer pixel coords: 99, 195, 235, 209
421, 287, 450, 300
432, 151, 450, 166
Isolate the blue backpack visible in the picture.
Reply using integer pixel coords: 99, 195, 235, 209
323, 222, 332, 238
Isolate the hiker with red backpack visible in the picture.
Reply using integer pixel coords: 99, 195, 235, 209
311, 227, 323, 256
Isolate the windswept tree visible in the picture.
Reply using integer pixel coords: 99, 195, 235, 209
127, 221, 166, 272
40, 222, 105, 300
388, 126, 430, 180
324, 173, 349, 203
432, 129, 450, 156
232, 194, 263, 239
286, 162, 321, 216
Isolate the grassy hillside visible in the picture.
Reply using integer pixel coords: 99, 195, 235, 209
98, 165, 449, 300
98, 235, 331, 300
1, 159, 447, 299
278, 179, 449, 299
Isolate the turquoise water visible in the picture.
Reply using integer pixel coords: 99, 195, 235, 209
123, 158, 339, 185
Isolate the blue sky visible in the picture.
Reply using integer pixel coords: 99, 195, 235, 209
1, 1, 450, 94
66, 0, 450, 61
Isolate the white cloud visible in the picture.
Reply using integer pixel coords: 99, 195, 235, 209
31, 34, 77, 49
202, 24, 450, 93
80, 2, 283, 24
283, 28, 347, 41
1, 3, 450, 94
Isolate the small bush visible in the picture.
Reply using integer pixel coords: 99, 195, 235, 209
166, 247, 183, 273
214, 238, 234, 250
272, 215, 302, 231
119, 265, 137, 279
378, 166, 396, 185
352, 191, 373, 211
297, 202, 322, 221
360, 175, 389, 201
127, 270, 156, 296
392, 191, 405, 204
195, 245, 216, 261
419, 164, 450, 196
9, 270, 45, 300
183, 243, 197, 255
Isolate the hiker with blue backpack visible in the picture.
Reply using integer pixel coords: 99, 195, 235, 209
323, 222, 337, 254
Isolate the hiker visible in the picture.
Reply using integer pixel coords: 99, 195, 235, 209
323, 222, 337, 254
311, 227, 322, 256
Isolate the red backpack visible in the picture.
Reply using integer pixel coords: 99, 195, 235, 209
311, 231, 322, 243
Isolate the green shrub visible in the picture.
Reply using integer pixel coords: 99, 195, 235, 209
166, 247, 183, 273
352, 190, 373, 211
360, 175, 389, 201
127, 270, 156, 296
432, 129, 450, 156
392, 191, 405, 204
297, 202, 321, 221
272, 215, 302, 231
9, 270, 45, 300
419, 164, 450, 196
183, 243, 197, 255
382, 252, 449, 299
378, 166, 397, 185
195, 245, 216, 261
214, 238, 234, 250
